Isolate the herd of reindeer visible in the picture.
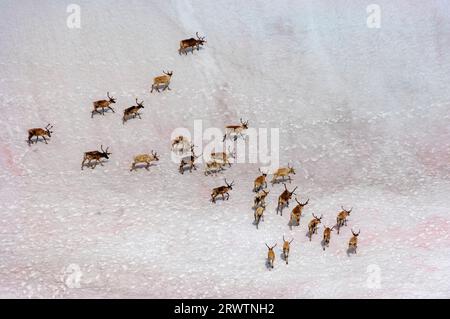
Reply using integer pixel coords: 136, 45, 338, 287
25, 32, 360, 270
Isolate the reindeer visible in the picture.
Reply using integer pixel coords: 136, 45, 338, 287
271, 164, 296, 184
223, 118, 249, 141
81, 145, 111, 170
27, 124, 53, 145
123, 99, 145, 124
282, 236, 294, 265
179, 144, 201, 174
211, 179, 234, 203
92, 92, 116, 118
276, 184, 297, 216
151, 71, 173, 93
254, 189, 269, 208
348, 229, 360, 254
254, 206, 265, 229
322, 225, 335, 250
179, 32, 207, 55
266, 243, 277, 269
171, 135, 191, 154
210, 146, 236, 167
253, 168, 268, 192
289, 198, 309, 229
130, 151, 159, 171
308, 213, 323, 241
204, 160, 225, 176
336, 206, 353, 234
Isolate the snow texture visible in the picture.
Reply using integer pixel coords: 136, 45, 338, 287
0, 0, 449, 298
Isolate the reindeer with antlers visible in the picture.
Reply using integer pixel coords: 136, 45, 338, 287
336, 206, 352, 234
123, 99, 145, 124
308, 213, 323, 241
289, 198, 309, 229
171, 135, 191, 155
204, 160, 226, 176
223, 118, 249, 141
322, 225, 335, 250
179, 144, 201, 174
211, 179, 234, 203
348, 229, 360, 254
276, 184, 297, 215
254, 206, 265, 229
27, 124, 54, 145
151, 71, 173, 93
81, 145, 111, 170
254, 189, 269, 208
130, 151, 159, 171
271, 164, 296, 184
253, 168, 268, 192
91, 92, 116, 118
282, 236, 294, 265
179, 32, 207, 55
265, 243, 277, 269
210, 146, 236, 168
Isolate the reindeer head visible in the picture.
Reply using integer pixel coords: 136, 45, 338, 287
163, 70, 173, 77
283, 236, 294, 245
312, 213, 323, 223
295, 198, 309, 207
265, 243, 277, 251
240, 118, 249, 130
351, 229, 360, 237
196, 32, 207, 46
107, 92, 116, 104
45, 124, 54, 137
224, 178, 235, 190
258, 168, 268, 177
283, 183, 297, 199
151, 150, 159, 161
135, 98, 144, 109
100, 145, 111, 159
288, 163, 296, 175
341, 206, 353, 216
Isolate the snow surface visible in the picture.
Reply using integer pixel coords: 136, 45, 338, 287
0, 0, 449, 298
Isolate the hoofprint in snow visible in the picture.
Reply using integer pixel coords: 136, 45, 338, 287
0, 0, 449, 298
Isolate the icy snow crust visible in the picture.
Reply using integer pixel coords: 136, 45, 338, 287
0, 0, 449, 298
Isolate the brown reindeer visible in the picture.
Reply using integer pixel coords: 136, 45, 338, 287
282, 236, 294, 265
92, 92, 116, 118
123, 99, 145, 124
211, 179, 234, 203
276, 184, 297, 215
253, 168, 268, 192
254, 189, 269, 208
179, 32, 206, 55
266, 243, 277, 269
27, 124, 53, 145
289, 198, 309, 229
254, 206, 265, 229
179, 144, 201, 174
271, 164, 296, 184
210, 146, 236, 167
223, 118, 249, 141
336, 206, 352, 234
308, 213, 323, 241
322, 225, 335, 250
348, 229, 360, 254
81, 145, 111, 170
130, 151, 159, 171
171, 135, 191, 154
151, 71, 173, 93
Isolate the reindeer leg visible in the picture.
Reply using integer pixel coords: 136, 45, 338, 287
137, 113, 142, 119
151, 85, 154, 93
108, 106, 115, 113
42, 136, 48, 144
145, 162, 150, 170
